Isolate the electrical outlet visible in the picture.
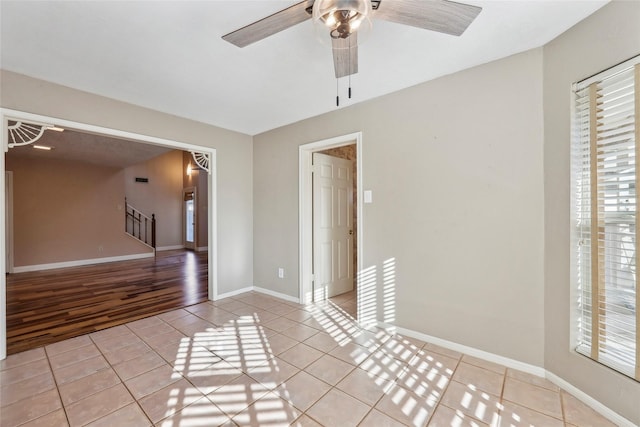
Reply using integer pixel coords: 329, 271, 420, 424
278, 268, 285, 279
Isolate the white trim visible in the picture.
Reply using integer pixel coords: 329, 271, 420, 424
216, 286, 300, 303
2, 109, 214, 153
382, 323, 546, 377
196, 246, 208, 252
208, 150, 217, 301
545, 371, 637, 427
156, 245, 186, 251
0, 129, 6, 361
253, 286, 300, 304
12, 253, 154, 273
4, 171, 13, 274
299, 132, 363, 305
0, 108, 218, 361
383, 322, 633, 426
216, 286, 254, 300
575, 54, 640, 89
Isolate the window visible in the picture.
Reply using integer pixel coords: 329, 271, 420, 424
573, 55, 639, 380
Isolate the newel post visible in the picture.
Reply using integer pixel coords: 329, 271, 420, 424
151, 214, 156, 251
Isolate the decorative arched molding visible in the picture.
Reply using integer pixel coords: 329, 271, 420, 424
7, 121, 48, 148
190, 151, 211, 174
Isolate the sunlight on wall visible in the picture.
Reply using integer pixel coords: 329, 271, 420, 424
382, 258, 396, 325
357, 265, 377, 326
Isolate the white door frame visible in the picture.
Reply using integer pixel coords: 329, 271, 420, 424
5, 171, 13, 274
299, 131, 362, 305
0, 108, 218, 360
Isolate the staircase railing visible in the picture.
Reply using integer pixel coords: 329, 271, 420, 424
125, 197, 156, 251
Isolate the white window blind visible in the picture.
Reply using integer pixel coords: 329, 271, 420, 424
573, 55, 639, 380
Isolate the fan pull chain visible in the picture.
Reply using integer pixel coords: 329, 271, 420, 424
348, 37, 352, 99
336, 78, 340, 107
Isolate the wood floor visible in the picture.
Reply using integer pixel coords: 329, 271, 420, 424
6, 250, 208, 355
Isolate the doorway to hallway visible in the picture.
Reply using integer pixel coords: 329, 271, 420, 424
299, 132, 362, 321
0, 108, 218, 360
183, 187, 196, 250
313, 149, 356, 295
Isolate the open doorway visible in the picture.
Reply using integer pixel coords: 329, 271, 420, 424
183, 187, 197, 250
0, 108, 217, 360
314, 147, 357, 317
299, 132, 363, 320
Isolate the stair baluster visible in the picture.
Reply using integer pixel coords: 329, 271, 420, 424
124, 197, 156, 253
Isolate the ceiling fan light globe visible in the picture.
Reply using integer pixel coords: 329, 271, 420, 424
312, 0, 372, 47
325, 14, 337, 27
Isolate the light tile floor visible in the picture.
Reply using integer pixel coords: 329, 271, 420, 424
0, 291, 618, 427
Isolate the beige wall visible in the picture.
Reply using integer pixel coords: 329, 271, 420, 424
1, 70, 254, 294
3, 2, 639, 420
254, 49, 545, 366
125, 150, 183, 248
6, 156, 149, 266
543, 1, 640, 423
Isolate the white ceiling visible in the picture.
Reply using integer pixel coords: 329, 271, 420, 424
0, 0, 608, 136
7, 127, 173, 168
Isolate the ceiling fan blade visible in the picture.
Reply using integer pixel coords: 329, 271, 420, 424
375, 0, 481, 36
222, 0, 314, 47
332, 34, 358, 78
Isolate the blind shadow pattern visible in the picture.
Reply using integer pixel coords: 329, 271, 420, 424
0, 289, 618, 426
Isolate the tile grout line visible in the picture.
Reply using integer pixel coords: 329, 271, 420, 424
43, 344, 73, 427
87, 329, 155, 427
497, 365, 508, 426
560, 388, 567, 425
426, 343, 464, 426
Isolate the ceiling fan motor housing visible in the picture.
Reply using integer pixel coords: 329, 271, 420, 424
312, 0, 372, 42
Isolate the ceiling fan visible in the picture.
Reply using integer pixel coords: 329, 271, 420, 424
222, 0, 482, 80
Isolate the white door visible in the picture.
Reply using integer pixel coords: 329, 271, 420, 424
183, 188, 196, 250
313, 153, 353, 299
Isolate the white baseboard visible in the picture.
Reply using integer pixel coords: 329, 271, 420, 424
13, 252, 154, 273
196, 246, 208, 252
214, 285, 300, 303
545, 371, 636, 427
381, 323, 546, 377
156, 245, 185, 251
215, 286, 254, 300
253, 286, 300, 303
380, 322, 631, 426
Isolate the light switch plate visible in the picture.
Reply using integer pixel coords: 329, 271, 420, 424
364, 190, 373, 204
